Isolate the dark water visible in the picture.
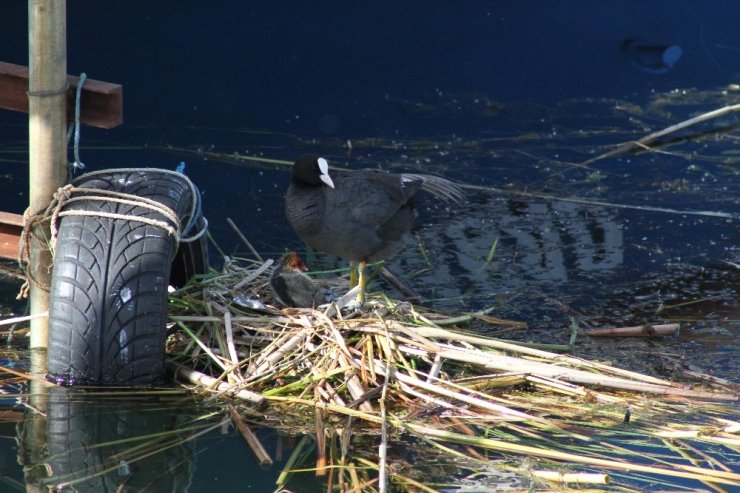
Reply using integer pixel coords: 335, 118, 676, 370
0, 2, 738, 491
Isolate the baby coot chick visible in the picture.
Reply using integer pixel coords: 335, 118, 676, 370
270, 251, 325, 308
285, 153, 464, 305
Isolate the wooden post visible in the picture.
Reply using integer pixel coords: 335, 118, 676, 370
28, 0, 68, 349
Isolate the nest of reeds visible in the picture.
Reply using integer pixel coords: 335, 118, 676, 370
167, 254, 740, 492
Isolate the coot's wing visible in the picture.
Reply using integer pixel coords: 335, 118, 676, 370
400, 173, 465, 203
333, 171, 422, 226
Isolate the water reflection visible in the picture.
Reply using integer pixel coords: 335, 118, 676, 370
498, 200, 624, 280
397, 195, 625, 307
18, 385, 201, 492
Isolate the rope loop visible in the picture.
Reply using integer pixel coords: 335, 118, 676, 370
17, 168, 208, 296
26, 82, 70, 98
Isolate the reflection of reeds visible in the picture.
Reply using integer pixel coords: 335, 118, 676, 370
166, 255, 740, 492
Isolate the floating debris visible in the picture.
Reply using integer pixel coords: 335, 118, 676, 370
622, 38, 683, 74
164, 254, 740, 491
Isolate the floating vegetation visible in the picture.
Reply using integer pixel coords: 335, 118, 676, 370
166, 253, 740, 492
2, 86, 738, 491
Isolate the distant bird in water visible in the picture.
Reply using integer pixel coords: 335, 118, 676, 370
270, 251, 326, 308
284, 153, 464, 306
622, 38, 683, 75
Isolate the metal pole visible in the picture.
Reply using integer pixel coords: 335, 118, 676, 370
28, 0, 67, 349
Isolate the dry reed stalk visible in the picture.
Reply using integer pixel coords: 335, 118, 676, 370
339, 417, 354, 461
207, 304, 242, 384
318, 311, 354, 361
266, 395, 383, 424
379, 265, 420, 302
166, 361, 266, 409
263, 364, 351, 399
312, 382, 331, 403
371, 359, 538, 423
708, 436, 740, 447
201, 298, 221, 344
585, 323, 680, 337
524, 375, 623, 403
392, 322, 441, 354
0, 364, 55, 386
378, 325, 397, 493
531, 470, 610, 484
355, 457, 438, 493
378, 356, 390, 493
409, 324, 679, 387
682, 367, 739, 389
410, 370, 596, 442
404, 422, 740, 487
176, 322, 229, 373
670, 438, 734, 472
431, 343, 735, 399
396, 381, 458, 411
312, 355, 349, 408
654, 429, 700, 439
322, 380, 347, 407
170, 315, 224, 322
250, 329, 310, 379
359, 336, 373, 384
226, 217, 264, 262
582, 102, 740, 165
0, 311, 47, 325
429, 306, 523, 328
234, 258, 273, 289
344, 477, 379, 493
223, 313, 241, 373
717, 418, 740, 433
457, 373, 528, 390
314, 386, 327, 476
337, 352, 374, 413
445, 417, 488, 461
228, 404, 273, 467
426, 353, 443, 382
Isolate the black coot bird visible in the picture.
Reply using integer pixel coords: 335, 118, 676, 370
270, 251, 325, 308
285, 154, 464, 305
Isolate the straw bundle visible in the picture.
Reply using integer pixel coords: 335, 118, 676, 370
167, 256, 739, 492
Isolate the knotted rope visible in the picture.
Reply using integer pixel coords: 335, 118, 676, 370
17, 168, 208, 298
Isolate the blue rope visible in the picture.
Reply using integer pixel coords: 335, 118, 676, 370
176, 161, 204, 236
69, 73, 87, 174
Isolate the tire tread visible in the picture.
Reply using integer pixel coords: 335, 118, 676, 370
48, 170, 207, 385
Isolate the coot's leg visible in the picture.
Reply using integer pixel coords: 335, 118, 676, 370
349, 260, 358, 288
356, 260, 367, 306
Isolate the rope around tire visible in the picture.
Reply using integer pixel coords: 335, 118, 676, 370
18, 168, 208, 296
71, 167, 208, 242
49, 185, 182, 242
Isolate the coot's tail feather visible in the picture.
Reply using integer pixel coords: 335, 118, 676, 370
401, 174, 466, 203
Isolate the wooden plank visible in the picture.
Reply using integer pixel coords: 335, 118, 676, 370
0, 211, 23, 261
0, 61, 123, 129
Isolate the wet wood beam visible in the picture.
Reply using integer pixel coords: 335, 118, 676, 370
0, 211, 23, 261
0, 61, 123, 129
